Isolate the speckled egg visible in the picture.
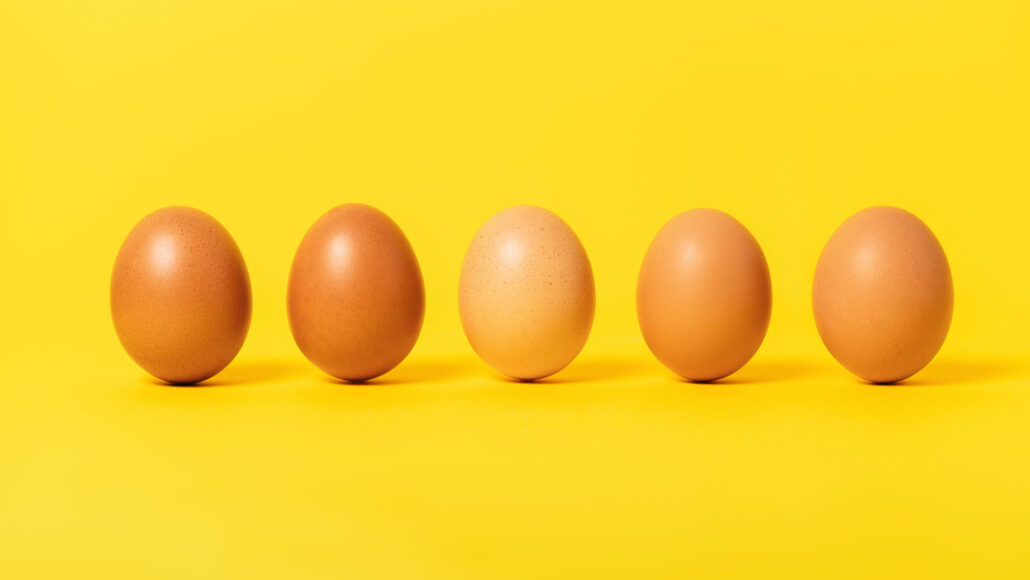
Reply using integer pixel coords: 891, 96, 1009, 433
813, 206, 953, 383
110, 207, 252, 384
459, 205, 595, 380
637, 209, 772, 382
288, 204, 425, 382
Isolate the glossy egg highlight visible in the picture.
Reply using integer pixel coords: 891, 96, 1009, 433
110, 207, 252, 384
288, 204, 425, 381
637, 209, 772, 382
459, 206, 595, 380
813, 206, 953, 383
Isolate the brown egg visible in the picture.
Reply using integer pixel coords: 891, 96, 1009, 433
459, 206, 595, 380
813, 206, 953, 383
110, 207, 252, 384
288, 204, 425, 381
637, 209, 772, 382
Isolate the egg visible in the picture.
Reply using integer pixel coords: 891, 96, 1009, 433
813, 206, 953, 383
288, 204, 425, 381
459, 206, 595, 380
636, 209, 772, 382
110, 207, 252, 384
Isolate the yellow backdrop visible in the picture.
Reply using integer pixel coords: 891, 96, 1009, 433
2, 0, 1029, 577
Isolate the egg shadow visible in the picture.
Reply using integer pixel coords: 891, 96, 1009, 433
869, 356, 1028, 387
491, 356, 830, 386
667, 374, 762, 387
717, 357, 833, 385
561, 357, 658, 382
488, 357, 656, 385
551, 356, 829, 386
147, 358, 309, 387
323, 356, 478, 386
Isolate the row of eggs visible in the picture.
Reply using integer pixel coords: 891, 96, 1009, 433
111, 204, 953, 385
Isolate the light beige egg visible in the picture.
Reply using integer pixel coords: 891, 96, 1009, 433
459, 206, 595, 380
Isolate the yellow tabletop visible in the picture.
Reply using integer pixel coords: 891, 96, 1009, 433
3, 0, 1029, 577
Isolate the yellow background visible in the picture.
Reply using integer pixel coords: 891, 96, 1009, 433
3, 0, 1029, 576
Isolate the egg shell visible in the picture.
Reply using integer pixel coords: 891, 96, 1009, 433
636, 209, 772, 382
287, 204, 425, 381
459, 206, 595, 381
813, 206, 953, 383
110, 207, 252, 384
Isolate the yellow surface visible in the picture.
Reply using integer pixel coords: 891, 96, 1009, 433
2, 0, 1029, 576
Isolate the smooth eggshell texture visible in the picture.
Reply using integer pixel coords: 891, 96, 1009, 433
111, 207, 252, 384
813, 206, 953, 383
637, 209, 772, 382
288, 204, 425, 381
459, 205, 595, 380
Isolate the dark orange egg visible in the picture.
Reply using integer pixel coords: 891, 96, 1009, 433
288, 204, 425, 381
111, 207, 252, 384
